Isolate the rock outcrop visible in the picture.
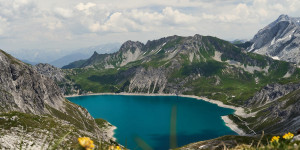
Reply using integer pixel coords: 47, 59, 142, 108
34, 63, 65, 82
0, 50, 64, 114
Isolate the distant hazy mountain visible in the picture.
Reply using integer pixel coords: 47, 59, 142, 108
230, 39, 248, 44
248, 14, 300, 64
20, 59, 39, 65
49, 53, 90, 68
7, 43, 120, 67
49, 43, 120, 68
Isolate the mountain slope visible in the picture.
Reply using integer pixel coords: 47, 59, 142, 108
63, 34, 300, 106
248, 14, 300, 65
229, 82, 300, 134
0, 50, 115, 149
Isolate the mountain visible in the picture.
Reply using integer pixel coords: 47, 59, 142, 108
7, 43, 120, 67
0, 49, 115, 149
62, 40, 143, 69
20, 59, 39, 65
49, 53, 90, 68
62, 34, 299, 105
241, 83, 300, 134
248, 14, 300, 65
50, 43, 120, 68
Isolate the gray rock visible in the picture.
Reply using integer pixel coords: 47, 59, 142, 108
248, 14, 300, 65
244, 82, 300, 134
34, 63, 65, 82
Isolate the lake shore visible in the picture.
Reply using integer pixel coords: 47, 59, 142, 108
65, 92, 248, 135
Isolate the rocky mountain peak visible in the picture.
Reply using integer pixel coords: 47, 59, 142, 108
119, 40, 144, 52
277, 14, 290, 22
93, 51, 99, 55
248, 14, 300, 65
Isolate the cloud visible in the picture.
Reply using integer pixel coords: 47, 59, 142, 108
75, 2, 96, 15
0, 0, 300, 54
162, 7, 198, 25
0, 16, 9, 35
54, 7, 73, 18
83, 7, 198, 33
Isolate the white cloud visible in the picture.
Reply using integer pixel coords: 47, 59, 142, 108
0, 0, 300, 54
54, 7, 73, 18
0, 16, 9, 35
75, 2, 96, 15
162, 7, 198, 25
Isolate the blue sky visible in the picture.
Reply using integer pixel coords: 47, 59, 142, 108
0, 0, 300, 53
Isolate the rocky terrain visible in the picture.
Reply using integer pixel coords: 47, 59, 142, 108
34, 63, 81, 95
34, 63, 65, 82
0, 49, 115, 149
248, 14, 300, 65
232, 83, 300, 134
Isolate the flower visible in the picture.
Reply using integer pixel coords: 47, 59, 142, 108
78, 137, 95, 150
116, 146, 121, 150
109, 145, 122, 150
283, 132, 294, 140
271, 136, 280, 143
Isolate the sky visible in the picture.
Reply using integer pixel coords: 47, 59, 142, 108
0, 0, 300, 54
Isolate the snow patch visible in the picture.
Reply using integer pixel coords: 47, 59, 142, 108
270, 37, 276, 45
248, 44, 255, 52
271, 56, 280, 60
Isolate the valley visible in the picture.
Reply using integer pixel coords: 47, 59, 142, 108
1, 13, 300, 149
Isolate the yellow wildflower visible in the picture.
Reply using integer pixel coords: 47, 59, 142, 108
78, 137, 95, 150
283, 132, 294, 140
108, 145, 122, 150
271, 136, 280, 143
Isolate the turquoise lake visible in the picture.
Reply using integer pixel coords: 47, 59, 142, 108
68, 95, 236, 149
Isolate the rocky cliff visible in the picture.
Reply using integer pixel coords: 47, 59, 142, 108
248, 14, 300, 65
0, 49, 115, 149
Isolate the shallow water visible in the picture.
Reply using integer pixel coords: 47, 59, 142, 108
68, 95, 236, 149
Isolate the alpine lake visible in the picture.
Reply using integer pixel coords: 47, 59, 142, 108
68, 95, 236, 150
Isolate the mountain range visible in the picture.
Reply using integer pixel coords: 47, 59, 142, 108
8, 43, 120, 68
